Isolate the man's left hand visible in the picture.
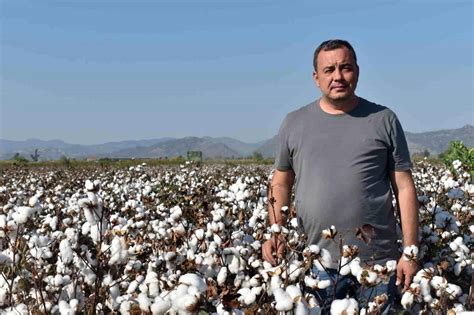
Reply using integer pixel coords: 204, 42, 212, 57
396, 258, 418, 291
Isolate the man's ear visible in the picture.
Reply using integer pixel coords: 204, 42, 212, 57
312, 71, 320, 87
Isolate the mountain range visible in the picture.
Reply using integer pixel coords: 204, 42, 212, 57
1, 125, 472, 161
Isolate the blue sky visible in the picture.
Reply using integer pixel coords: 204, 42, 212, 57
1, 0, 472, 144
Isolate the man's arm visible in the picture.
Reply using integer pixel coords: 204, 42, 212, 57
390, 170, 419, 290
262, 169, 295, 265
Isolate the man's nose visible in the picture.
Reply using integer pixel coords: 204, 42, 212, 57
333, 68, 343, 80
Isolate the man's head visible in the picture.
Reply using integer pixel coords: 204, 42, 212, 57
313, 39, 357, 72
313, 39, 359, 106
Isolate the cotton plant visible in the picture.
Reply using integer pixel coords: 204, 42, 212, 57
0, 161, 473, 313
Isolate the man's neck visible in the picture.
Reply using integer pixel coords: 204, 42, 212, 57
319, 96, 359, 115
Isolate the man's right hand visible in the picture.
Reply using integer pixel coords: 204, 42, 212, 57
262, 234, 285, 266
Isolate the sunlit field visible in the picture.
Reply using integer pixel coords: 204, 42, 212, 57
0, 159, 472, 314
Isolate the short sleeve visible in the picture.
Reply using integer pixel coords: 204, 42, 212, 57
388, 115, 412, 171
274, 115, 294, 171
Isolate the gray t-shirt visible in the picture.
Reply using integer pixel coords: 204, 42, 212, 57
275, 97, 412, 267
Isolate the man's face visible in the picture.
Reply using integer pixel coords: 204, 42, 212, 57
313, 47, 359, 104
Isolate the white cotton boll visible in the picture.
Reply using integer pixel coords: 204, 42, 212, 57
244, 292, 257, 306
234, 271, 246, 288
187, 285, 200, 298
84, 268, 96, 285
308, 245, 320, 255
179, 273, 207, 293
446, 284, 462, 299
86, 191, 99, 206
317, 280, 331, 290
288, 262, 303, 282
237, 287, 250, 301
228, 255, 241, 274
49, 216, 58, 231
286, 285, 302, 300
263, 261, 273, 269
385, 260, 397, 273
194, 229, 204, 241
58, 300, 73, 315
269, 274, 282, 295
294, 299, 310, 315
109, 236, 128, 265
249, 275, 261, 287
59, 239, 73, 264
339, 256, 351, 276
273, 288, 294, 311
85, 180, 94, 191
330, 298, 358, 315
271, 223, 281, 233
217, 266, 228, 286
138, 293, 151, 312
430, 276, 447, 290
172, 294, 198, 313
350, 258, 362, 277
28, 195, 39, 207
290, 218, 299, 228
313, 248, 332, 271
12, 206, 35, 224
250, 259, 262, 269
54, 274, 64, 286
151, 298, 171, 315
401, 291, 414, 309
119, 301, 131, 315
304, 276, 319, 289
357, 270, 378, 285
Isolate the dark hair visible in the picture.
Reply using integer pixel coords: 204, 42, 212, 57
313, 39, 357, 71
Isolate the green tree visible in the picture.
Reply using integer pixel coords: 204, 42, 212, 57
252, 151, 263, 161
440, 141, 473, 179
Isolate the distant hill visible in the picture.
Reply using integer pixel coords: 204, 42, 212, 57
1, 125, 472, 160
404, 125, 473, 155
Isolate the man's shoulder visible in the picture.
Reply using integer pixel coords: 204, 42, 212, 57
358, 97, 398, 121
284, 100, 318, 122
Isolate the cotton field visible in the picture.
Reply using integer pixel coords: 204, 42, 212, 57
0, 159, 472, 314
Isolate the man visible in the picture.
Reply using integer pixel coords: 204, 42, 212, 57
262, 39, 419, 307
